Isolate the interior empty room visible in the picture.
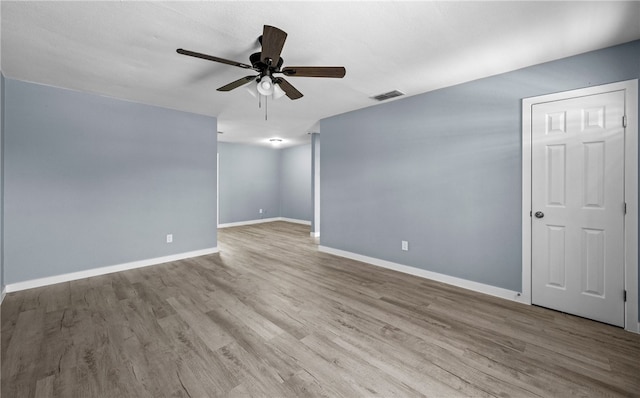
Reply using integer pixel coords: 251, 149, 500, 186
1, 1, 640, 397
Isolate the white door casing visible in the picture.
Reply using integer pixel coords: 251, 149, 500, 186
522, 80, 639, 333
531, 91, 625, 326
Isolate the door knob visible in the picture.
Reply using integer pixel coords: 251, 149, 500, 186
534, 211, 544, 219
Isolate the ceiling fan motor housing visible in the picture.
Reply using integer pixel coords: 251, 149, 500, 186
250, 52, 284, 72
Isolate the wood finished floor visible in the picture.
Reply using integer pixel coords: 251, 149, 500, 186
2, 221, 640, 398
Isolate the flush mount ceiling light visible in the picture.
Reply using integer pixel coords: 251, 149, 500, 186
269, 138, 284, 145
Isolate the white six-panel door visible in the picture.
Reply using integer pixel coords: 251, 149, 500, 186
531, 90, 625, 326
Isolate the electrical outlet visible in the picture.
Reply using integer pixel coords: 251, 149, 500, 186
166, 234, 173, 243
401, 240, 409, 251
259, 209, 263, 214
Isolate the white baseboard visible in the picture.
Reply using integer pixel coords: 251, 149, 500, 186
5, 247, 219, 293
310, 232, 320, 237
218, 217, 280, 228
318, 245, 528, 304
218, 217, 310, 228
279, 217, 311, 226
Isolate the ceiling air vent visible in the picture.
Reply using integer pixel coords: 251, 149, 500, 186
371, 90, 405, 101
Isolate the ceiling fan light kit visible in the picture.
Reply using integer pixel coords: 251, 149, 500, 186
272, 82, 287, 100
257, 76, 274, 96
177, 24, 346, 119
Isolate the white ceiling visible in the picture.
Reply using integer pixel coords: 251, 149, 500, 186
2, 1, 639, 147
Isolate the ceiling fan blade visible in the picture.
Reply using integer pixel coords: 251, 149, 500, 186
281, 66, 346, 78
275, 78, 303, 100
217, 76, 257, 91
260, 25, 287, 66
177, 48, 252, 69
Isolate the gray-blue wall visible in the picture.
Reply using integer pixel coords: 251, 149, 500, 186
3, 78, 217, 284
280, 144, 312, 221
218, 142, 311, 225
320, 40, 640, 297
218, 142, 281, 224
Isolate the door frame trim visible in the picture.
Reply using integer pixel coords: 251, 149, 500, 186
522, 79, 639, 333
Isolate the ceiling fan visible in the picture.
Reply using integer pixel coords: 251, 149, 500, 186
177, 25, 346, 100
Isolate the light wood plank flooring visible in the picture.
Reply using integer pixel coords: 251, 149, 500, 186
2, 221, 640, 397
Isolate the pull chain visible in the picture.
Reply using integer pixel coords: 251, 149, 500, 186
257, 94, 269, 120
